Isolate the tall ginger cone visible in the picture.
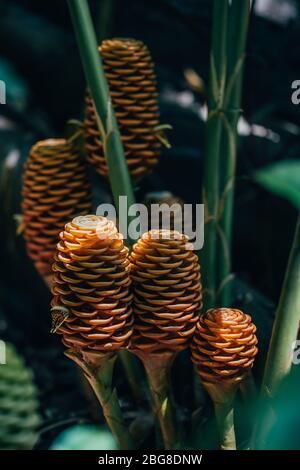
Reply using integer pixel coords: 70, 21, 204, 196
130, 229, 202, 449
21, 139, 92, 287
51, 215, 134, 449
191, 308, 258, 450
84, 38, 163, 182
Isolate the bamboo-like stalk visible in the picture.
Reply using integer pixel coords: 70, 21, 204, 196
217, 0, 251, 306
134, 351, 179, 450
253, 215, 300, 449
202, 0, 229, 311
67, 0, 142, 404
65, 350, 135, 449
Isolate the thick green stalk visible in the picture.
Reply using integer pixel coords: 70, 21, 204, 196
214, 402, 236, 450
202, 0, 228, 311
205, 382, 237, 450
218, 0, 251, 306
262, 215, 300, 389
65, 350, 135, 449
67, 0, 135, 227
67, 0, 142, 402
134, 351, 179, 450
253, 215, 300, 449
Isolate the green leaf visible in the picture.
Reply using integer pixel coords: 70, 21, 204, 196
254, 160, 300, 210
50, 424, 117, 450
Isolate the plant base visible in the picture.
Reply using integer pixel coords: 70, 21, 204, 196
65, 348, 135, 450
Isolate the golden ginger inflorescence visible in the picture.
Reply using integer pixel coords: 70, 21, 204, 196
191, 308, 258, 386
51, 215, 133, 353
22, 139, 92, 278
129, 229, 202, 354
85, 38, 162, 182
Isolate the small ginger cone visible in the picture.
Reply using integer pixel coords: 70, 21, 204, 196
191, 308, 258, 450
51, 215, 134, 449
0, 344, 40, 450
21, 138, 92, 285
130, 229, 202, 449
84, 38, 162, 182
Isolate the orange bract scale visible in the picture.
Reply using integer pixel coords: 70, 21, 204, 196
129, 230, 202, 353
51, 215, 133, 353
22, 139, 92, 277
84, 38, 161, 182
191, 308, 258, 385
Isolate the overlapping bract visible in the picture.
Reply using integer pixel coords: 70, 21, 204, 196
191, 308, 258, 385
51, 215, 133, 353
22, 139, 92, 277
0, 344, 40, 450
85, 38, 161, 181
130, 230, 202, 353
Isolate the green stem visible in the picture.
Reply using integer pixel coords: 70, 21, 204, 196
214, 401, 236, 450
205, 381, 237, 450
135, 351, 179, 450
239, 372, 257, 435
67, 0, 135, 240
202, 0, 229, 311
217, 0, 251, 306
253, 214, 300, 449
65, 350, 135, 450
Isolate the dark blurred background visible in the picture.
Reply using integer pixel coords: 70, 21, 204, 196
0, 0, 299, 448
